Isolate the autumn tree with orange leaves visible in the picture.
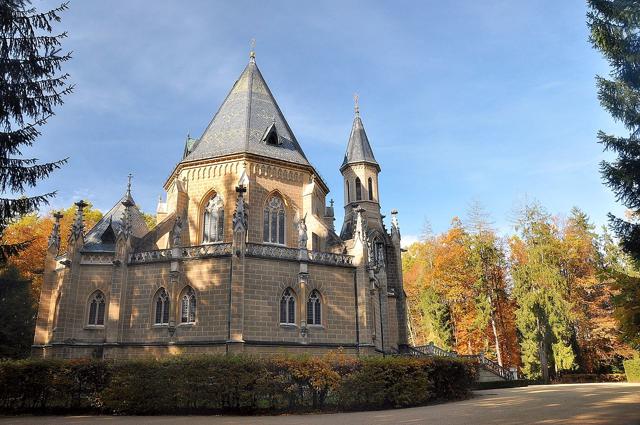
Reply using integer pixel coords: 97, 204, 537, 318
403, 202, 633, 377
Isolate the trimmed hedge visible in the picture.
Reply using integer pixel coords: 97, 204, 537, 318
553, 373, 626, 384
623, 358, 640, 383
473, 380, 529, 390
0, 354, 476, 414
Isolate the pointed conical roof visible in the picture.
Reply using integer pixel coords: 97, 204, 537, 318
184, 56, 310, 166
83, 190, 149, 252
341, 109, 379, 171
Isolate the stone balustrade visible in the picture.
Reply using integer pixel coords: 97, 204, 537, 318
128, 242, 354, 267
129, 248, 173, 264
182, 243, 232, 259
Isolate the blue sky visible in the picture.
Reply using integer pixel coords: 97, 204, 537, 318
29, 0, 623, 244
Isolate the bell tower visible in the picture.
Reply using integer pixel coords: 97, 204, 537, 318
340, 95, 382, 239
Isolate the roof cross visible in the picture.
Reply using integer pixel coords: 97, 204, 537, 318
354, 93, 360, 116
249, 38, 256, 62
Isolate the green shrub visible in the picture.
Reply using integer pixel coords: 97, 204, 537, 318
0, 354, 476, 414
473, 380, 529, 390
0, 358, 109, 413
553, 373, 626, 384
623, 358, 640, 383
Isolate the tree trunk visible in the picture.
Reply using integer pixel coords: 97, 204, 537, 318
490, 313, 503, 366
537, 315, 549, 384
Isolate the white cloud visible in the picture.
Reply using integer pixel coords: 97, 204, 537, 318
401, 234, 419, 249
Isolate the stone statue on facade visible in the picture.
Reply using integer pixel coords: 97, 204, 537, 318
297, 214, 308, 249
48, 211, 63, 251
172, 215, 183, 247
69, 200, 88, 243
232, 185, 248, 233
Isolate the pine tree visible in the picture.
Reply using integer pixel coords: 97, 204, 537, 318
416, 286, 454, 350
511, 202, 576, 382
600, 226, 640, 350
588, 1, 640, 257
0, 1, 71, 263
0, 266, 35, 358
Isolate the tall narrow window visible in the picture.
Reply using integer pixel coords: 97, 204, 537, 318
346, 181, 351, 203
372, 237, 385, 267
155, 288, 170, 325
368, 177, 374, 201
180, 287, 196, 324
87, 291, 106, 326
307, 290, 321, 325
280, 288, 296, 324
203, 194, 224, 243
355, 177, 362, 201
264, 196, 285, 244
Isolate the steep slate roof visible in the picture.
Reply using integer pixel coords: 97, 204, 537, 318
341, 110, 379, 170
183, 55, 310, 166
83, 194, 149, 252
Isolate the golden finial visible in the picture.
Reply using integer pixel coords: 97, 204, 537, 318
249, 38, 256, 62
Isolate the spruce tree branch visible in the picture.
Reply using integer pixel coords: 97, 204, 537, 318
0, 157, 67, 192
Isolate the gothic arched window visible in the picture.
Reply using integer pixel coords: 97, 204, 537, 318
264, 195, 285, 245
180, 287, 196, 324
307, 290, 321, 326
368, 177, 374, 201
372, 237, 385, 267
87, 291, 106, 326
203, 194, 224, 243
154, 288, 170, 325
355, 177, 362, 201
346, 181, 351, 203
280, 288, 296, 324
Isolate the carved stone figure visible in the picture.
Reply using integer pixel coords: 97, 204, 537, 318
48, 211, 63, 251
297, 214, 308, 249
172, 215, 184, 247
232, 186, 248, 233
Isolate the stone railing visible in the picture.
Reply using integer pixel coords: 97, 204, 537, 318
477, 354, 518, 381
307, 250, 354, 266
80, 253, 115, 265
182, 243, 232, 259
129, 248, 173, 264
402, 343, 518, 381
245, 243, 354, 266
245, 243, 300, 261
129, 242, 354, 267
411, 342, 458, 358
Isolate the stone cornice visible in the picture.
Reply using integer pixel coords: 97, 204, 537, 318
163, 153, 330, 194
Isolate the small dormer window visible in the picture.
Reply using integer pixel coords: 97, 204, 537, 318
101, 224, 116, 244
262, 122, 280, 146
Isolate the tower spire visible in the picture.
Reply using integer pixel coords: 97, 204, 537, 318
249, 38, 256, 63
123, 173, 134, 205
354, 93, 359, 116
69, 200, 88, 243
120, 174, 135, 240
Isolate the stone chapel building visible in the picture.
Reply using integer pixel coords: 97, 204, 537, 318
32, 50, 409, 359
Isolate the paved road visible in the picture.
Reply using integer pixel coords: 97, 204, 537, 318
1, 383, 638, 425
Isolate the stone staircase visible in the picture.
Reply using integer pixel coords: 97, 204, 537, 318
399, 342, 519, 382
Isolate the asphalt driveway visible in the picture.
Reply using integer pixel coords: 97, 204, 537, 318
1, 383, 638, 425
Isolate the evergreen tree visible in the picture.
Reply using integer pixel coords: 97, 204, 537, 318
587, 1, 640, 257
511, 203, 575, 382
600, 226, 640, 350
416, 286, 454, 350
0, 1, 71, 262
0, 266, 35, 358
